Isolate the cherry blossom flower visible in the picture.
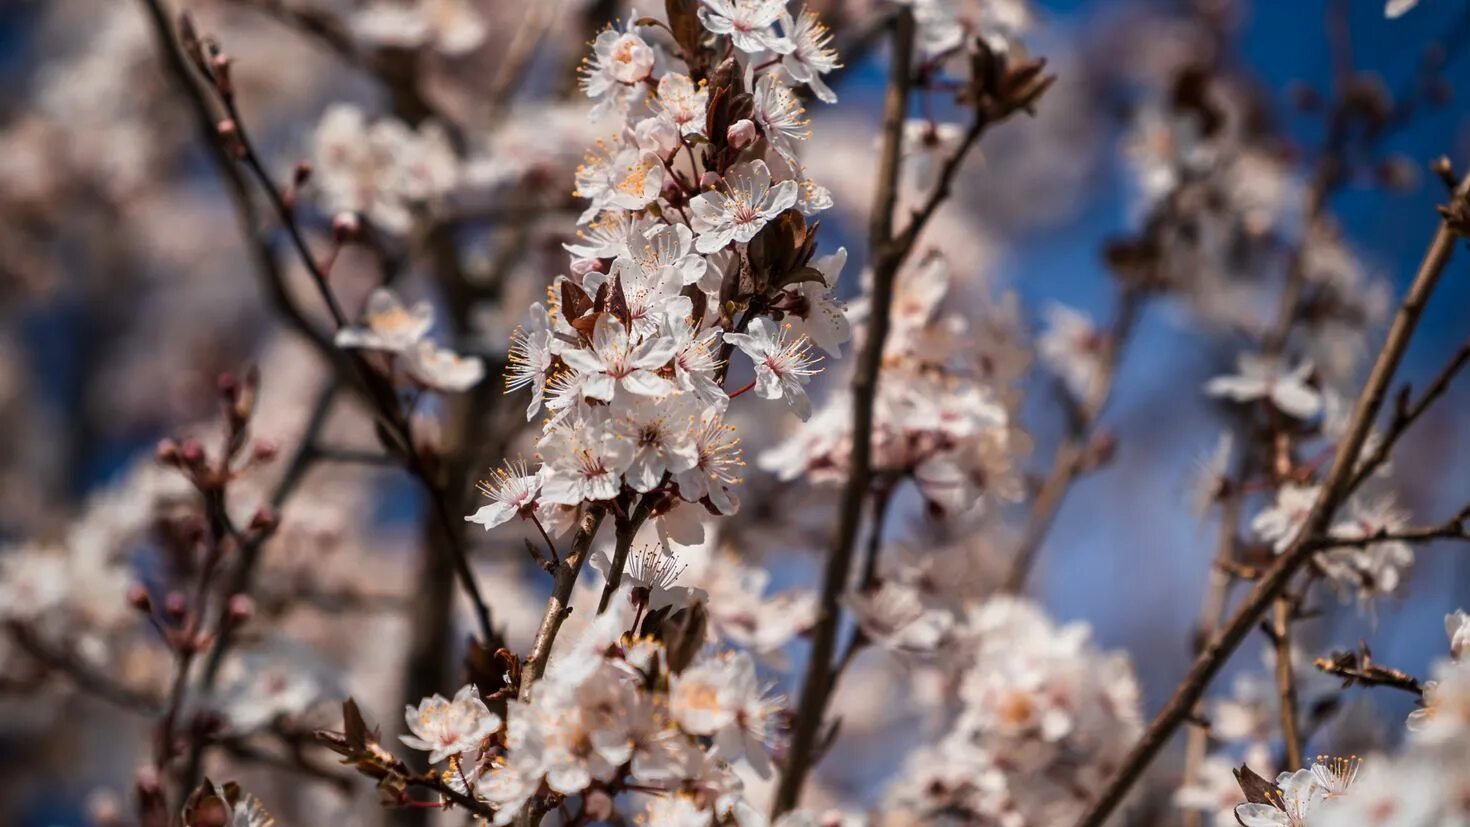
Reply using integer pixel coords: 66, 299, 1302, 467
697, 0, 794, 55
1205, 353, 1322, 420
334, 288, 434, 353
537, 412, 635, 505
401, 684, 502, 763
1447, 609, 1469, 661
781, 6, 842, 103
753, 74, 811, 162
674, 407, 744, 514
575, 139, 666, 221
505, 303, 555, 419
593, 545, 705, 612
655, 73, 710, 135
311, 104, 456, 235
401, 340, 484, 391
581, 20, 656, 117
847, 580, 953, 653
779, 246, 849, 356
665, 314, 728, 410
1252, 484, 1320, 553
724, 317, 821, 420
689, 159, 799, 253
1233, 769, 1325, 827
611, 394, 701, 492
353, 0, 487, 56
1386, 0, 1421, 19
1037, 302, 1106, 403
670, 651, 783, 777
561, 313, 677, 400
213, 642, 338, 734
466, 461, 542, 531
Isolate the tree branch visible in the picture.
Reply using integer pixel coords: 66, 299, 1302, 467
1072, 173, 1470, 827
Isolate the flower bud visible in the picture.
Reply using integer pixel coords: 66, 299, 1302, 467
127, 583, 153, 614
164, 591, 188, 622
155, 438, 181, 466
179, 439, 206, 468
332, 211, 360, 243
249, 504, 280, 533
727, 118, 757, 150
226, 594, 254, 626
699, 171, 722, 190
252, 438, 279, 463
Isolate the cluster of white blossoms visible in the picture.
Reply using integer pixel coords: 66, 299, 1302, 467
311, 103, 459, 236
396, 583, 804, 825
351, 0, 487, 57
467, 0, 846, 544
1200, 350, 1417, 605
879, 596, 1143, 824
1209, 610, 1470, 826
762, 253, 1029, 516
334, 287, 486, 392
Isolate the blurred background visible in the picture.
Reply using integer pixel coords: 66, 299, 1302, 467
1, 0, 1468, 824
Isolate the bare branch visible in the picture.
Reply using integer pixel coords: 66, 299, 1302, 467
1073, 173, 1470, 827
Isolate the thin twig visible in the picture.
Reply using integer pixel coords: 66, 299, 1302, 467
1072, 174, 1470, 827
1004, 287, 1143, 591
518, 507, 608, 699
771, 11, 916, 815
1347, 340, 1470, 492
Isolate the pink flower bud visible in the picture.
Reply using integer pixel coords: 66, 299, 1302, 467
179, 439, 206, 467
332, 212, 360, 243
154, 438, 181, 466
127, 583, 153, 614
164, 591, 188, 622
727, 118, 758, 150
227, 594, 254, 625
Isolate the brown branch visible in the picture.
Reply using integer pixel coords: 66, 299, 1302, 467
1004, 286, 1143, 591
517, 507, 608, 700
1313, 642, 1424, 697
770, 10, 916, 815
1180, 481, 1245, 827
1271, 597, 1304, 770
1303, 504, 1470, 551
6, 623, 163, 715
1347, 340, 1470, 492
596, 494, 661, 614
1072, 173, 1470, 827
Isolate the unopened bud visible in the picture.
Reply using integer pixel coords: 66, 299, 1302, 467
727, 118, 757, 150
217, 370, 238, 399
331, 212, 360, 243
249, 504, 280, 533
252, 439, 279, 463
216, 118, 244, 157
164, 591, 188, 622
155, 438, 181, 466
207, 52, 235, 100
127, 583, 153, 613
135, 765, 164, 797
227, 594, 254, 625
179, 438, 206, 467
